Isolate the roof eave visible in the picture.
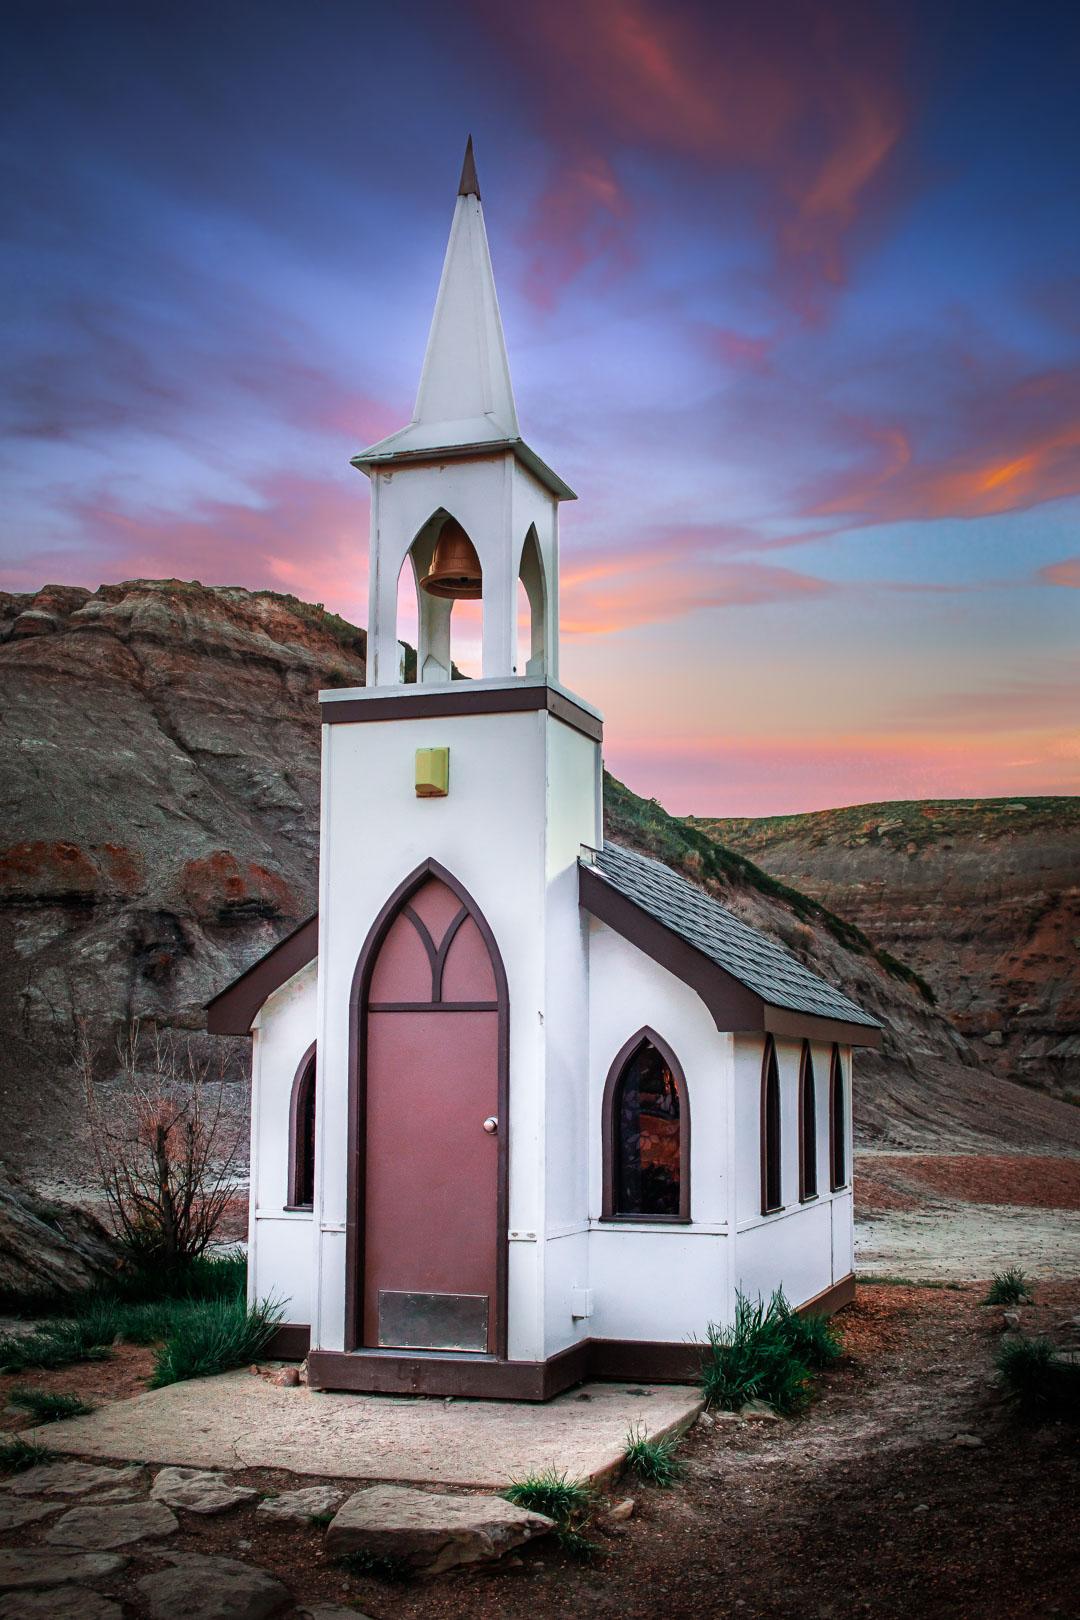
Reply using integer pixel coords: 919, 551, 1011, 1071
351, 437, 577, 501
205, 913, 319, 1036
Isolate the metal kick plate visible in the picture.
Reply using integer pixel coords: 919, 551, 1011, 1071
378, 1290, 489, 1352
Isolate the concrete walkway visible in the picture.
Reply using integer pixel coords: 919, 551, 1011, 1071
28, 1374, 702, 1488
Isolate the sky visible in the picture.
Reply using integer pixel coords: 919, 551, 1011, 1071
3, 0, 1079, 815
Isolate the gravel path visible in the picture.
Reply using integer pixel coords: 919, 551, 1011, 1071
856, 1203, 1080, 1279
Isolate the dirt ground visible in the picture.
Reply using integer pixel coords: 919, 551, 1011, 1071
3, 1281, 1079, 1619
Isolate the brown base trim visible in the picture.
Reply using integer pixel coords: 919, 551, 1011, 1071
797, 1272, 856, 1318
265, 1323, 312, 1360
320, 681, 603, 745
305, 1336, 705, 1401
281, 1285, 855, 1398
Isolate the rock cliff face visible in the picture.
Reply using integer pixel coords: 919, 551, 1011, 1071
2, 579, 1077, 1186
692, 801, 1080, 1102
0, 579, 365, 1180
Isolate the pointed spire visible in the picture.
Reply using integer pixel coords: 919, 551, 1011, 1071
404, 138, 517, 443
458, 134, 480, 199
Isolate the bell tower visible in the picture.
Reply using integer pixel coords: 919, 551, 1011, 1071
310, 141, 602, 1373
353, 137, 575, 687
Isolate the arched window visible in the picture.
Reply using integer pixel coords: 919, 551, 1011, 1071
799, 1042, 818, 1201
830, 1045, 847, 1191
602, 1030, 689, 1221
288, 1046, 316, 1209
761, 1036, 782, 1214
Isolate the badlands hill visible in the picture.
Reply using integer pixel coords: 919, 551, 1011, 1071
2, 578, 1077, 1186
692, 800, 1080, 1104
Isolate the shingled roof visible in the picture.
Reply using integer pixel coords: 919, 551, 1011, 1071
579, 841, 881, 1045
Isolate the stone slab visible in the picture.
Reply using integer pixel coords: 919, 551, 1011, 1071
150, 1466, 258, 1514
256, 1486, 345, 1523
2, 1463, 142, 1499
45, 1499, 178, 1549
25, 1373, 702, 1488
0, 1591, 123, 1620
0, 1499, 64, 1530
137, 1553, 291, 1620
0, 1550, 126, 1591
326, 1483, 552, 1574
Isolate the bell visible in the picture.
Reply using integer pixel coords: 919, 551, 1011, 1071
419, 519, 483, 599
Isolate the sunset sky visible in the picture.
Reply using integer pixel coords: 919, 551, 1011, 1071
4, 0, 1079, 814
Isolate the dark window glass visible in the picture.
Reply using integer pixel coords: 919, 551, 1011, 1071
831, 1049, 846, 1190
800, 1046, 817, 1200
763, 1041, 782, 1212
614, 1042, 681, 1217
294, 1058, 316, 1207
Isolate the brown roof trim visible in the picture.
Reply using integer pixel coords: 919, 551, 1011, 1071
321, 681, 603, 744
580, 863, 882, 1047
205, 913, 319, 1036
764, 1004, 881, 1049
582, 862, 763, 1032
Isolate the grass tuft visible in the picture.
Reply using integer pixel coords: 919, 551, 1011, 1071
701, 1289, 829, 1414
623, 1421, 682, 1486
149, 1295, 283, 1388
504, 1467, 599, 1559
0, 1319, 114, 1375
0, 1437, 55, 1472
984, 1268, 1033, 1307
780, 1307, 843, 1369
996, 1335, 1080, 1421
8, 1388, 93, 1422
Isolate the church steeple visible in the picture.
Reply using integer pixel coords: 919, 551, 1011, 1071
410, 136, 519, 447
354, 141, 574, 690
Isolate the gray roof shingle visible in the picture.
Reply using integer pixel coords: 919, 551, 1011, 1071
584, 842, 880, 1030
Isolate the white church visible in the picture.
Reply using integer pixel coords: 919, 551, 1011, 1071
209, 141, 881, 1399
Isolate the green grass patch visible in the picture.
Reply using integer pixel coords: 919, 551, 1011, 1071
623, 1421, 681, 1486
700, 1289, 842, 1414
983, 1268, 1033, 1306
0, 1319, 114, 1375
0, 1437, 55, 1472
149, 1295, 283, 1388
996, 1335, 1080, 1420
8, 1388, 93, 1422
504, 1467, 600, 1560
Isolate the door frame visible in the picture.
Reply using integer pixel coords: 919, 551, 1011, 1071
344, 857, 510, 1358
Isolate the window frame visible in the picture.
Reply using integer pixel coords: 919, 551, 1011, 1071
601, 1027, 691, 1224
829, 1044, 848, 1192
760, 1035, 783, 1215
798, 1040, 818, 1202
286, 1042, 317, 1210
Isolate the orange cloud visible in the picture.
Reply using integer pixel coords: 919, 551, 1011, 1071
1039, 556, 1080, 588
813, 368, 1080, 522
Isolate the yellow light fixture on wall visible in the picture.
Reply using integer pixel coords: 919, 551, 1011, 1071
415, 747, 449, 798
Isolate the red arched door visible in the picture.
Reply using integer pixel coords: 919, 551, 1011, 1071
360, 872, 504, 1354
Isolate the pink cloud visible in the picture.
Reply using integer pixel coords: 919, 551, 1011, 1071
5, 474, 370, 622
561, 534, 829, 635
475, 0, 907, 309
1040, 556, 1080, 588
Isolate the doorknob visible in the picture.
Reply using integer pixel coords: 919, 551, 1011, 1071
482, 1116, 498, 1135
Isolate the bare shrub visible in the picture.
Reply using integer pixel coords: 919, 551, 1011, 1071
78, 1021, 248, 1278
